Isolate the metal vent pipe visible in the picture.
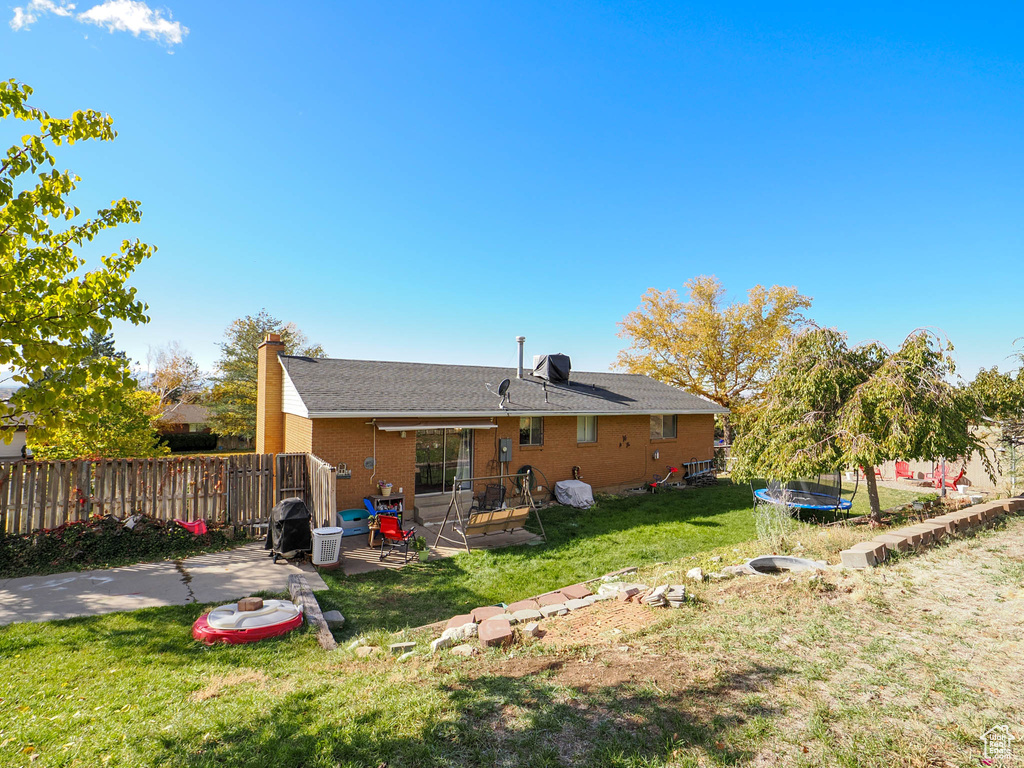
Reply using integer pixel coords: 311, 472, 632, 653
516, 336, 526, 379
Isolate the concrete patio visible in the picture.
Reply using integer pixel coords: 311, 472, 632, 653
0, 542, 328, 626
338, 521, 544, 575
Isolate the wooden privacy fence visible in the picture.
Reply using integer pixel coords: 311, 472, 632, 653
0, 454, 275, 535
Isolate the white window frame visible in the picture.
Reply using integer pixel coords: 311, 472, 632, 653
650, 414, 677, 440
519, 416, 544, 446
577, 415, 598, 443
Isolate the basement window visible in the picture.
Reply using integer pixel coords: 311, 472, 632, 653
650, 414, 677, 440
577, 415, 598, 443
520, 417, 544, 447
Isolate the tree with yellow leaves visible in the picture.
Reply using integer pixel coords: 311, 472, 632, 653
616, 276, 812, 436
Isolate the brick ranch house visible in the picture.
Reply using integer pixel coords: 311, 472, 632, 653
255, 334, 727, 523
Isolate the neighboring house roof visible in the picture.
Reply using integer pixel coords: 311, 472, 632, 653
158, 403, 212, 425
278, 355, 728, 418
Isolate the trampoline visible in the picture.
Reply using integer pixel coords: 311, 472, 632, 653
751, 472, 857, 516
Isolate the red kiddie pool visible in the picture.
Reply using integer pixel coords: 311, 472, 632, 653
192, 599, 304, 645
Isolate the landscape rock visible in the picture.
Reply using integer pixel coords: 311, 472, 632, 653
355, 646, 379, 658
564, 598, 592, 611
397, 651, 415, 662
521, 622, 542, 638
642, 585, 668, 607
441, 622, 477, 643
686, 567, 704, 582
536, 592, 568, 607
506, 599, 541, 612
389, 641, 416, 656
511, 608, 543, 623
471, 606, 506, 623
539, 603, 568, 617
323, 610, 345, 628
431, 635, 456, 654
478, 618, 514, 648
560, 584, 594, 600
450, 644, 478, 657
446, 613, 475, 630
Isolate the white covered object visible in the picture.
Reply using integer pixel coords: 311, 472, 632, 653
554, 479, 595, 509
206, 599, 302, 630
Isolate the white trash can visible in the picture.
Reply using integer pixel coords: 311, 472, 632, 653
312, 526, 343, 566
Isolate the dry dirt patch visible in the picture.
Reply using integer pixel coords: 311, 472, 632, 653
189, 669, 271, 702
450, 516, 1024, 766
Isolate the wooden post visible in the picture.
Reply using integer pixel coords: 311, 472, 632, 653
288, 573, 337, 651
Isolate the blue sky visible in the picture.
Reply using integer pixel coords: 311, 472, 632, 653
3, 1, 1022, 379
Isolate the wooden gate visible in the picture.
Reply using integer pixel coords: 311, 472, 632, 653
275, 453, 337, 528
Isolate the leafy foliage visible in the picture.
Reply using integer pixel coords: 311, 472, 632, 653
29, 381, 169, 459
733, 327, 985, 520
0, 514, 240, 579
208, 310, 325, 439
0, 80, 153, 438
147, 340, 205, 406
616, 275, 811, 432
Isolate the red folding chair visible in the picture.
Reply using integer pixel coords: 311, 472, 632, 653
378, 514, 414, 563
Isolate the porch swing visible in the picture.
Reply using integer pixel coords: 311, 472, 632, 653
432, 470, 547, 553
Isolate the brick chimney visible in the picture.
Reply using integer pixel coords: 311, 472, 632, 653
256, 332, 286, 454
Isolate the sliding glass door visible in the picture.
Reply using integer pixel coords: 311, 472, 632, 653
414, 428, 473, 495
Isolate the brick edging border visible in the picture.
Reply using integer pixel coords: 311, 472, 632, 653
840, 497, 1024, 568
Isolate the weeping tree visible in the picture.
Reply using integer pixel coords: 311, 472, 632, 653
732, 327, 986, 522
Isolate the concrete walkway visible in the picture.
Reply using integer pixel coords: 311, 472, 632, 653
0, 542, 327, 626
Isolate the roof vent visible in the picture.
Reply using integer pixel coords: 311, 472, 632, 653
532, 354, 571, 384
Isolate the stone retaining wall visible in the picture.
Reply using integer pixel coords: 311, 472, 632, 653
840, 497, 1024, 569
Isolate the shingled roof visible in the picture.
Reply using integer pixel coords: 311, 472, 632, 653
278, 355, 728, 418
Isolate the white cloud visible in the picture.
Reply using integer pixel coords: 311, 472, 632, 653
9, 0, 75, 31
77, 0, 187, 46
9, 0, 187, 46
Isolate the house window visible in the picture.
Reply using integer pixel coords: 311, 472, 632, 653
650, 414, 677, 440
577, 415, 598, 443
519, 417, 543, 446
415, 428, 473, 495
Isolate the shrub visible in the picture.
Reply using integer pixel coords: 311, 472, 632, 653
160, 432, 219, 452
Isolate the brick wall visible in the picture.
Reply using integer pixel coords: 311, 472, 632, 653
299, 412, 714, 512
473, 414, 715, 495
256, 334, 285, 454
283, 413, 313, 454
310, 419, 418, 511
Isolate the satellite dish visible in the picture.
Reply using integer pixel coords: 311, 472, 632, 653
497, 378, 511, 396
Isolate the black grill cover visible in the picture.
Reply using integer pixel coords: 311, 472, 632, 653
265, 497, 312, 558
533, 354, 571, 383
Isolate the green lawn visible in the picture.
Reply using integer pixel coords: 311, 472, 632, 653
0, 480, 934, 768
315, 479, 927, 637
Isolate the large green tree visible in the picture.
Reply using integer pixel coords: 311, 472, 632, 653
208, 310, 325, 440
29, 380, 168, 460
616, 275, 812, 436
733, 328, 985, 522
0, 80, 152, 441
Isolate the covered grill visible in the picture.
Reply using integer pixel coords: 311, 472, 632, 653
265, 497, 313, 563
